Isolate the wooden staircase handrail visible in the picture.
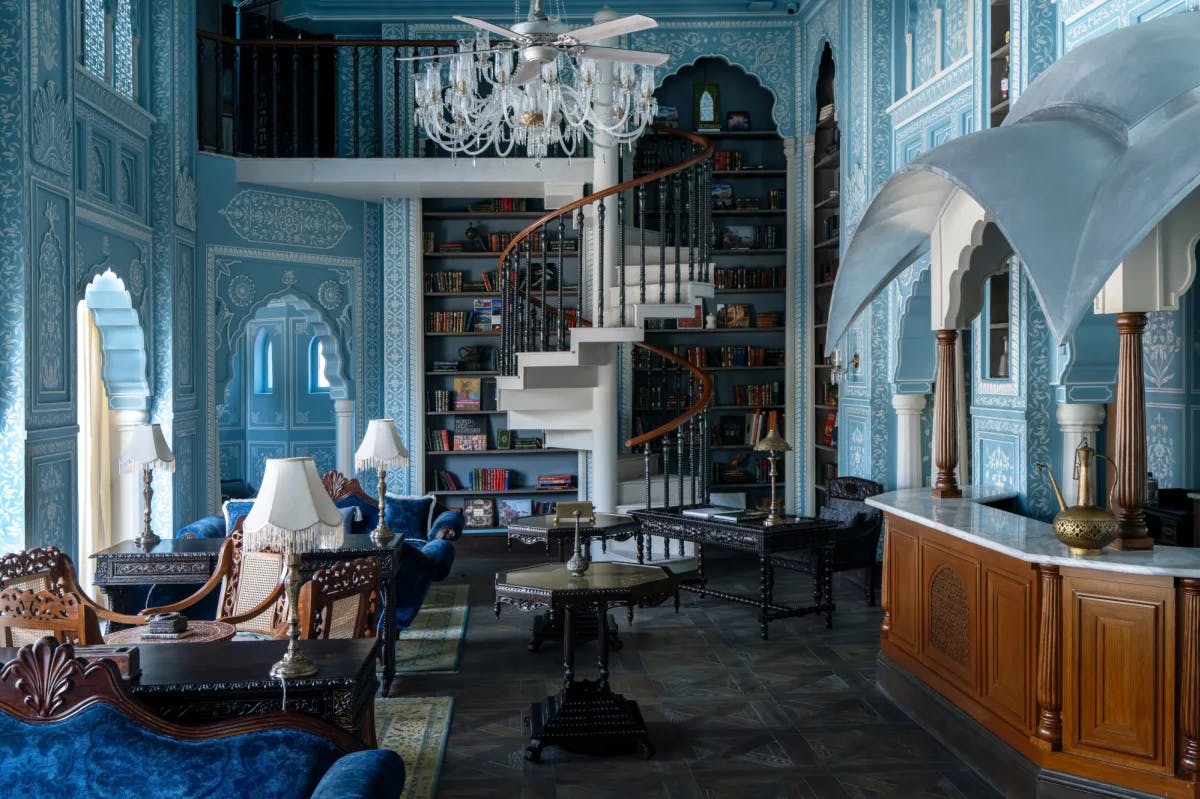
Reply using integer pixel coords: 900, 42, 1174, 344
624, 341, 714, 450
497, 124, 716, 302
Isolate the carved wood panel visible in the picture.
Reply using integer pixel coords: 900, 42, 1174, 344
1062, 570, 1174, 774
920, 541, 980, 694
982, 566, 1035, 734
885, 518, 921, 655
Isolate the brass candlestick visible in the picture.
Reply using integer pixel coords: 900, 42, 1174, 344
754, 426, 791, 527
373, 467, 394, 543
271, 551, 319, 679
135, 466, 161, 548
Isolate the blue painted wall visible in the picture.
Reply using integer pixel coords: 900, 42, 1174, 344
196, 152, 382, 509
1, 0, 200, 557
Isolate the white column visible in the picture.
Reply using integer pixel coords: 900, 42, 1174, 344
1056, 402, 1106, 506
334, 399, 355, 476
893, 393, 927, 490
111, 409, 149, 541
588, 6, 620, 513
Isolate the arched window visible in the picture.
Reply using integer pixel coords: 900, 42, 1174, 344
253, 328, 273, 394
309, 337, 331, 393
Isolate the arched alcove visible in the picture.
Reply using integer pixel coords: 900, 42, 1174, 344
82, 269, 151, 411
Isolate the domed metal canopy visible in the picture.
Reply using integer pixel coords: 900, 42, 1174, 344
827, 11, 1200, 350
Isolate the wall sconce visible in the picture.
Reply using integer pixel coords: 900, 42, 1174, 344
829, 348, 860, 385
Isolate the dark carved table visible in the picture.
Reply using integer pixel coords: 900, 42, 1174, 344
629, 506, 839, 639
92, 534, 407, 695
0, 637, 380, 746
506, 513, 640, 652
495, 562, 677, 761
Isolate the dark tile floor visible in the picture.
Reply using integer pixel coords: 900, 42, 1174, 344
398, 535, 1000, 799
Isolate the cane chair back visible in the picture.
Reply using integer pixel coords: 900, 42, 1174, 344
0, 547, 145, 641
0, 587, 103, 646
298, 557, 379, 640
142, 527, 287, 637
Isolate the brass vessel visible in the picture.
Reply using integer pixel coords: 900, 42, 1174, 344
1035, 439, 1119, 555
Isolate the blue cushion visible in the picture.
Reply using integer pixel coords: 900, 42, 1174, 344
383, 495, 435, 540
430, 510, 464, 541
0, 702, 345, 799
338, 507, 361, 537
335, 494, 380, 535
223, 499, 256, 533
311, 749, 405, 799
176, 515, 226, 540
391, 539, 456, 630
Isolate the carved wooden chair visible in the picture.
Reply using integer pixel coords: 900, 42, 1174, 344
298, 557, 379, 640
143, 525, 288, 638
0, 547, 146, 646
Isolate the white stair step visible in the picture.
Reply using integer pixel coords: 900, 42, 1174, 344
617, 452, 660, 482
545, 429, 595, 451
615, 262, 716, 282
603, 282, 714, 304
497, 386, 594, 411
506, 408, 598, 431
568, 326, 644, 346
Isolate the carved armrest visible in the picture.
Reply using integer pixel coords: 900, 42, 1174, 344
217, 583, 287, 637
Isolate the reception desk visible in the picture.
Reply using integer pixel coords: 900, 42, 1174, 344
868, 489, 1200, 799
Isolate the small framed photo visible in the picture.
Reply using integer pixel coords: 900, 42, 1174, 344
725, 110, 751, 131
711, 182, 734, 210
654, 105, 679, 127
718, 224, 757, 250
693, 83, 721, 130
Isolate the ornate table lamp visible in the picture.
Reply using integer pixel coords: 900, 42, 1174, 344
754, 425, 792, 527
119, 423, 174, 548
243, 457, 343, 679
354, 419, 410, 543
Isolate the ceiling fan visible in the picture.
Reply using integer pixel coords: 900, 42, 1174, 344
403, 0, 669, 85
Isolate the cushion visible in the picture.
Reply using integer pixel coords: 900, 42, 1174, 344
338, 507, 360, 538
176, 515, 226, 540
223, 499, 256, 534
311, 749, 405, 799
383, 495, 436, 540
0, 702, 343, 799
819, 503, 869, 530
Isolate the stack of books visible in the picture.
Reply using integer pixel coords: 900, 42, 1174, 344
426, 428, 452, 451
537, 474, 574, 489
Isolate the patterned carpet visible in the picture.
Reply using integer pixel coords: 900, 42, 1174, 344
376, 696, 455, 799
395, 584, 471, 673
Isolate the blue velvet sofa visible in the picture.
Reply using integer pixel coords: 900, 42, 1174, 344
0, 638, 405, 799
176, 471, 463, 629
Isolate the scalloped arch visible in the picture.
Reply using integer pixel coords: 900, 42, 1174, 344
82, 270, 151, 411
232, 292, 352, 401
655, 54, 783, 134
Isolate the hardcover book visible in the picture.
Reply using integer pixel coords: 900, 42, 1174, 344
498, 498, 533, 526
453, 377, 482, 410
464, 498, 495, 528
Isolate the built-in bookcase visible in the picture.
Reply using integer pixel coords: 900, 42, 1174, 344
421, 199, 579, 532
632, 58, 789, 508
989, 0, 1012, 127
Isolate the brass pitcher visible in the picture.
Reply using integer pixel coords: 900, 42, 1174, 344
1035, 438, 1120, 555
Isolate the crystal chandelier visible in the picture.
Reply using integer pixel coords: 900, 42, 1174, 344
413, 4, 661, 162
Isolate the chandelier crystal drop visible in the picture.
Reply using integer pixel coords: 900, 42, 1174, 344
414, 32, 660, 162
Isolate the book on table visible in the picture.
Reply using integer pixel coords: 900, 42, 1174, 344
681, 505, 744, 519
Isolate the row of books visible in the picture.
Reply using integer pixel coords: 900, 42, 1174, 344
717, 345, 785, 367
716, 409, 782, 446
431, 470, 462, 490
470, 197, 529, 212
425, 311, 471, 333
711, 456, 775, 486
634, 386, 692, 410
715, 224, 781, 250
729, 382, 783, 407
712, 150, 746, 171
714, 267, 785, 290
536, 474, 574, 489
425, 271, 465, 293
489, 232, 579, 253
469, 468, 511, 491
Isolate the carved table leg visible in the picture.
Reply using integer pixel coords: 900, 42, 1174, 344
380, 567, 398, 696
823, 542, 835, 630
598, 601, 610, 694
562, 606, 575, 689
759, 555, 771, 640
696, 544, 706, 587
1180, 578, 1200, 777
507, 535, 512, 552
636, 531, 644, 565
1035, 565, 1062, 749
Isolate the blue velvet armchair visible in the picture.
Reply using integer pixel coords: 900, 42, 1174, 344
0, 638, 405, 799
174, 471, 463, 630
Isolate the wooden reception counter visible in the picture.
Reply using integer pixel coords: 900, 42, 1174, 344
867, 489, 1200, 799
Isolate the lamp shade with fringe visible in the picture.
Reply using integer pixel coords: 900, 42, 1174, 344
243, 457, 343, 553
355, 418, 410, 471
118, 423, 175, 474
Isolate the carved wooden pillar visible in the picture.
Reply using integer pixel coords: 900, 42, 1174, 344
1034, 565, 1062, 749
932, 329, 962, 498
1180, 579, 1200, 778
1111, 312, 1153, 550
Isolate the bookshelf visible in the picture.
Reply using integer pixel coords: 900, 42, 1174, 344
632, 58, 790, 509
421, 197, 580, 533
989, 0, 1011, 127
811, 43, 840, 507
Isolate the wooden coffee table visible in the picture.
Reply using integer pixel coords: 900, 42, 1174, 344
495, 561, 678, 761
105, 620, 235, 645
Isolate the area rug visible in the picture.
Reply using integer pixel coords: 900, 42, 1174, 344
376, 696, 454, 799
394, 583, 470, 673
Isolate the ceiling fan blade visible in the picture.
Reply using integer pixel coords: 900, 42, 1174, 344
453, 15, 528, 44
575, 45, 669, 67
512, 59, 544, 86
566, 14, 658, 44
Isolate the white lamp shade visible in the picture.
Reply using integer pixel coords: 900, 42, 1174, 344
355, 418, 410, 471
119, 423, 175, 474
243, 457, 343, 553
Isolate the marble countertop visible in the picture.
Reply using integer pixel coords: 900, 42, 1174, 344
867, 488, 1200, 578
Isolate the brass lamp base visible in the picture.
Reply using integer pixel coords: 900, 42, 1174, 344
372, 470, 396, 543
762, 510, 786, 527
370, 522, 395, 544
134, 532, 162, 548
269, 645, 319, 679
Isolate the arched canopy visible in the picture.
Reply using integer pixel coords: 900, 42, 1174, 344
828, 11, 1200, 350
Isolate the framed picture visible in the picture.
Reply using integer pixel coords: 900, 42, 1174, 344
464, 498, 495, 528
693, 83, 721, 130
654, 105, 679, 127
725, 110, 751, 131
497, 498, 533, 526
711, 182, 734, 210
718, 225, 757, 250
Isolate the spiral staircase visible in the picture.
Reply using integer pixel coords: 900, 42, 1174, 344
494, 126, 717, 557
